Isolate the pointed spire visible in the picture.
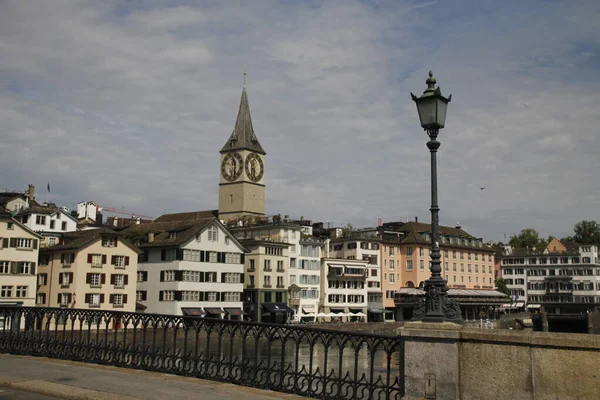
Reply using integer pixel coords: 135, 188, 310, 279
220, 75, 265, 154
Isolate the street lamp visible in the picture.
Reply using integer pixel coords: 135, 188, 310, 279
410, 71, 463, 324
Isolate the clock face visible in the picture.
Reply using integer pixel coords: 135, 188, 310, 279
245, 153, 264, 182
221, 152, 243, 182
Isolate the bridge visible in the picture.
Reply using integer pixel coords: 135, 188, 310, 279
1, 306, 599, 399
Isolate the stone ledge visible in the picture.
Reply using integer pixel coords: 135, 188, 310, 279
400, 321, 463, 340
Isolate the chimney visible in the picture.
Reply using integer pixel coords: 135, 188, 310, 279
28, 184, 35, 202
415, 216, 418, 223
148, 232, 154, 243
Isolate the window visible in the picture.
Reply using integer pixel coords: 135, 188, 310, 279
264, 276, 271, 286
389, 247, 394, 256
16, 238, 33, 249
249, 259, 255, 270
277, 260, 284, 271
38, 273, 47, 286
1, 286, 13, 298
50, 220, 55, 229
183, 271, 201, 282
168, 231, 177, 239
137, 271, 148, 282
161, 291, 175, 301
19, 262, 31, 274
420, 260, 425, 271
163, 271, 176, 281
0, 261, 8, 274
208, 251, 217, 263
102, 238, 116, 247
264, 259, 271, 271
468, 264, 472, 273
453, 263, 457, 272
113, 274, 125, 288
112, 294, 124, 307
37, 293, 46, 304
445, 262, 449, 271
277, 276, 284, 287
370, 268, 378, 277
420, 247, 424, 257
61, 221, 67, 231
90, 273, 101, 287
89, 294, 100, 306
406, 247, 413, 256
444, 249, 449, 258
389, 274, 395, 283
406, 260, 413, 271
136, 291, 147, 301
48, 237, 57, 246
390, 260, 395, 270
60, 293, 71, 306
7, 222, 13, 230
208, 226, 218, 242
36, 215, 46, 225
460, 263, 464, 273
60, 272, 71, 286
113, 256, 126, 267
460, 251, 464, 260
91, 254, 102, 267
16, 286, 27, 298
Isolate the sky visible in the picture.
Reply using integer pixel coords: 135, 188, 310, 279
1, 0, 599, 242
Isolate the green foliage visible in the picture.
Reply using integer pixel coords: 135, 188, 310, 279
573, 220, 600, 245
495, 278, 511, 296
508, 228, 547, 250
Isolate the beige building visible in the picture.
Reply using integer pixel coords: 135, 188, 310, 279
37, 228, 140, 312
0, 212, 41, 312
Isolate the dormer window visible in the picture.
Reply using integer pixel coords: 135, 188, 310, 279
102, 238, 117, 247
208, 226, 218, 242
168, 231, 177, 239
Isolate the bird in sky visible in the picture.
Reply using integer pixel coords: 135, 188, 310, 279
479, 187, 486, 190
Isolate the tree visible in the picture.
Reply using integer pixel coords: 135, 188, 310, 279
341, 223, 354, 238
495, 278, 510, 296
573, 220, 600, 245
508, 228, 546, 250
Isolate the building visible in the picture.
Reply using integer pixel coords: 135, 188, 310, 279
123, 217, 247, 319
0, 212, 41, 328
17, 203, 78, 247
218, 83, 266, 222
321, 258, 369, 317
501, 239, 600, 331
290, 237, 323, 320
326, 235, 384, 321
37, 229, 140, 312
0, 186, 31, 214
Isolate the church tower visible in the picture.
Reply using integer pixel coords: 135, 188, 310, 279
218, 78, 266, 222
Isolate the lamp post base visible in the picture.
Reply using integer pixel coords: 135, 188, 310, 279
412, 277, 464, 324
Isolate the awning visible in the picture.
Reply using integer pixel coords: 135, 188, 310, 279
181, 308, 206, 317
204, 308, 223, 314
330, 308, 344, 314
263, 303, 294, 313
368, 308, 393, 314
515, 302, 525, 307
224, 308, 246, 316
527, 304, 542, 309
302, 307, 315, 315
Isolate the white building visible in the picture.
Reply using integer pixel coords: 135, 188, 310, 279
321, 258, 369, 317
125, 217, 247, 319
289, 237, 323, 321
501, 239, 600, 315
77, 201, 98, 223
326, 237, 382, 319
0, 212, 41, 329
18, 205, 78, 245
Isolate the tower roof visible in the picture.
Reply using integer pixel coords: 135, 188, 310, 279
220, 85, 265, 155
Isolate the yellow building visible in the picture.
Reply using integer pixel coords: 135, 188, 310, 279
37, 228, 141, 312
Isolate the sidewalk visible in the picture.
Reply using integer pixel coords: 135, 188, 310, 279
0, 355, 307, 400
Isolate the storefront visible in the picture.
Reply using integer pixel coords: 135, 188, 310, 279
262, 303, 294, 323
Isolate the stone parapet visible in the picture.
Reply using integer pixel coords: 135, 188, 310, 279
400, 323, 600, 400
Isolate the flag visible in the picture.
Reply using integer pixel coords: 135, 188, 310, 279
47, 183, 50, 192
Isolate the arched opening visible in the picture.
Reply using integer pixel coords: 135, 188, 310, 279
418, 281, 425, 288
405, 281, 415, 288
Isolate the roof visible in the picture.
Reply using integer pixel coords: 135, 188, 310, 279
220, 86, 265, 155
396, 288, 509, 298
0, 192, 26, 206
122, 219, 214, 248
40, 228, 140, 253
0, 212, 43, 238
154, 210, 218, 223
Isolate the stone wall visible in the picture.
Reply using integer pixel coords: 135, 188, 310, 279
401, 322, 600, 400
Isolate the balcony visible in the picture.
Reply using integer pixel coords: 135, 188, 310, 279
60, 283, 70, 289
264, 284, 272, 288
276, 268, 285, 273
276, 284, 285, 288
264, 268, 272, 272
248, 267, 255, 272
546, 288, 573, 295
246, 284, 255, 289
62, 263, 71, 268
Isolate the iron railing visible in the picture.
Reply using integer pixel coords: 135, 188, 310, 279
0, 306, 404, 399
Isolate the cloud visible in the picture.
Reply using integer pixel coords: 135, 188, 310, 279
1, 0, 599, 241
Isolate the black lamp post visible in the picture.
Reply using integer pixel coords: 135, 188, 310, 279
410, 71, 463, 324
